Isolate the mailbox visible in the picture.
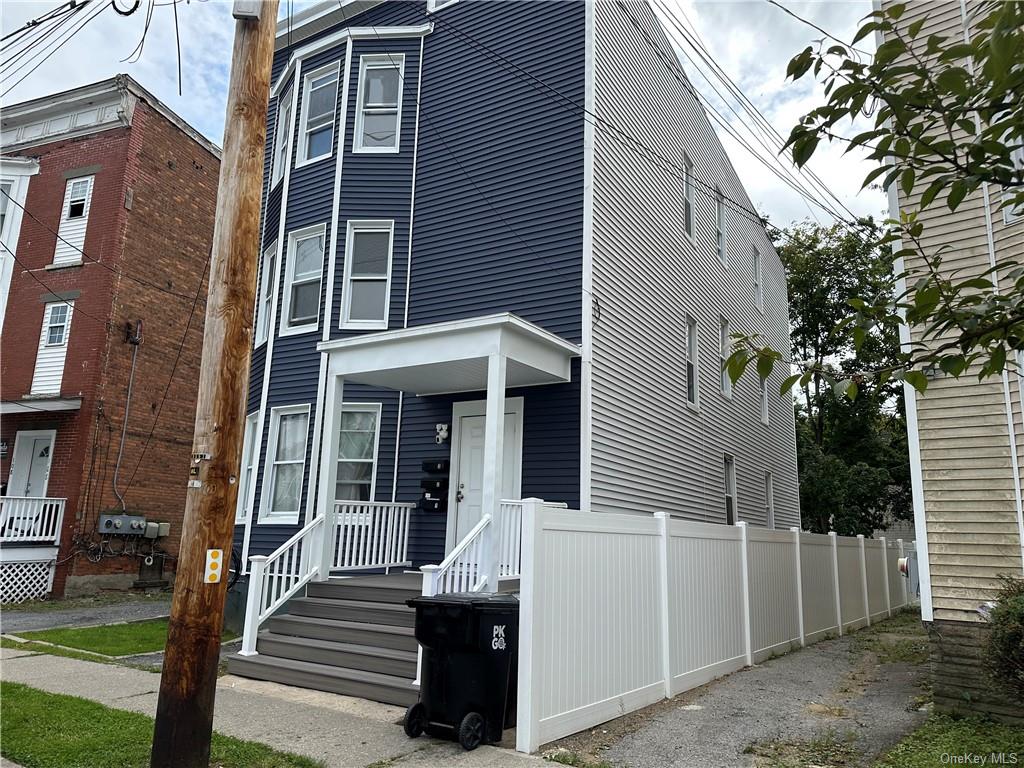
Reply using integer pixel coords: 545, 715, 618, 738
422, 459, 450, 474
421, 477, 449, 493
418, 495, 447, 513
898, 556, 910, 577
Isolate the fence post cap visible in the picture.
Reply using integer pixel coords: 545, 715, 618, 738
828, 531, 837, 538
654, 511, 668, 519
789, 526, 800, 533
521, 497, 545, 503
735, 520, 747, 527
420, 564, 440, 573
248, 555, 269, 562
857, 534, 865, 539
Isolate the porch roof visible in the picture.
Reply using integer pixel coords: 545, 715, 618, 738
316, 313, 580, 396
1, 397, 82, 414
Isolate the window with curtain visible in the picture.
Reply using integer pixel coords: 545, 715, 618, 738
266, 408, 309, 518
336, 406, 380, 502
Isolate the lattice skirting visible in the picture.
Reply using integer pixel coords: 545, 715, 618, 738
1, 559, 55, 603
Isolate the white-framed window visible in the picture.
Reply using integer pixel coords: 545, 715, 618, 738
53, 175, 93, 265
715, 188, 727, 266
297, 63, 340, 166
353, 54, 404, 154
764, 471, 775, 529
752, 245, 762, 311
1004, 146, 1023, 224
255, 243, 277, 346
341, 220, 394, 330
236, 412, 259, 524
281, 225, 325, 335
685, 314, 699, 408
335, 403, 382, 502
45, 303, 70, 346
260, 404, 310, 522
426, 0, 459, 11
683, 153, 694, 238
724, 454, 737, 525
719, 316, 732, 398
272, 88, 294, 186
760, 377, 769, 424
0, 180, 12, 235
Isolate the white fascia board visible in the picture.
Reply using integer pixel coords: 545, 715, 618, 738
271, 23, 434, 98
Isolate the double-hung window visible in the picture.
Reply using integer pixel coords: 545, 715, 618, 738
32, 301, 74, 395
683, 153, 694, 238
764, 471, 775, 529
281, 225, 324, 334
719, 316, 732, 398
53, 175, 93, 265
235, 413, 259, 523
261, 405, 310, 522
752, 245, 762, 311
715, 188, 727, 266
341, 220, 393, 329
336, 404, 381, 502
255, 244, 277, 345
272, 88, 293, 185
354, 54, 404, 153
760, 378, 770, 424
46, 303, 70, 345
684, 314, 699, 407
724, 454, 737, 525
298, 64, 339, 165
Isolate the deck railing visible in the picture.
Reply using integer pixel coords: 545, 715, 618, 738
332, 502, 414, 571
0, 497, 66, 544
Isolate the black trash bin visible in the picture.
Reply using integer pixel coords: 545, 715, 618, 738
403, 592, 519, 751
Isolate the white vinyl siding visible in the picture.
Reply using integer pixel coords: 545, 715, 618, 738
31, 301, 73, 394
297, 63, 339, 166
236, 413, 258, 523
335, 403, 381, 502
715, 187, 727, 266
1004, 146, 1023, 224
53, 175, 93, 265
353, 54, 404, 154
281, 225, 324, 335
683, 153, 694, 238
685, 314, 698, 408
341, 220, 393, 330
255, 244, 277, 346
272, 88, 293, 186
259, 404, 310, 523
752, 245, 762, 311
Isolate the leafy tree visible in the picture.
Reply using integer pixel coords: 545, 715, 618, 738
727, 0, 1024, 395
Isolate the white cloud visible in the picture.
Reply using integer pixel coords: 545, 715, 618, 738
1, 0, 885, 229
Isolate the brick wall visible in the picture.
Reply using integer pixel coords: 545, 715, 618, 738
929, 619, 1024, 724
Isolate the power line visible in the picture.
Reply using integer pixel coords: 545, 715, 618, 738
0, 241, 111, 328
1, 1, 88, 72
0, 189, 207, 303
1, 1, 80, 43
763, 0, 871, 56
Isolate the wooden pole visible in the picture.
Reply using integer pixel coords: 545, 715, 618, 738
150, 3, 278, 766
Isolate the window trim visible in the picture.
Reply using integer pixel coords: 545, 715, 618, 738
724, 453, 737, 525
1003, 146, 1023, 224
764, 470, 775, 529
340, 219, 394, 331
44, 302, 70, 347
353, 54, 405, 155
426, 0, 459, 11
684, 313, 699, 410
280, 223, 326, 336
760, 377, 769, 425
259, 403, 311, 524
271, 87, 294, 187
295, 61, 340, 169
53, 175, 93, 265
682, 153, 694, 241
719, 315, 732, 399
715, 187, 727, 267
335, 402, 383, 504
235, 412, 259, 524
752, 245, 763, 312
255, 243, 278, 347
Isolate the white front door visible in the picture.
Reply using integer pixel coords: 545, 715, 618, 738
448, 399, 523, 550
8, 431, 55, 497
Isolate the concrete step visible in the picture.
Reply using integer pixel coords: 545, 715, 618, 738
287, 597, 415, 628
307, 578, 419, 605
256, 632, 418, 678
225, 653, 418, 707
265, 613, 418, 652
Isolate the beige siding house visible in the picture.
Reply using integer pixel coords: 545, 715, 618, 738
883, 0, 1024, 722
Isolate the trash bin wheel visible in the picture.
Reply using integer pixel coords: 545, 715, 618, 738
457, 712, 486, 751
403, 703, 427, 739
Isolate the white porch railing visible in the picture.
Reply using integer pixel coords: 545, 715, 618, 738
240, 500, 415, 656
498, 500, 523, 578
0, 497, 66, 544
332, 502, 414, 571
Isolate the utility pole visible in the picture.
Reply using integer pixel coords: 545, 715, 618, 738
150, 2, 278, 766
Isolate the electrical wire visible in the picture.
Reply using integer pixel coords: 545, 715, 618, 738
1, 1, 90, 75
0, 241, 111, 328
1, 1, 80, 43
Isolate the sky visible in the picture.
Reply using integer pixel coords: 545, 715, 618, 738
0, 0, 887, 228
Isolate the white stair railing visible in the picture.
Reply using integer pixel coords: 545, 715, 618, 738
421, 514, 492, 597
498, 500, 523, 579
239, 515, 324, 656
0, 497, 66, 544
333, 502, 414, 571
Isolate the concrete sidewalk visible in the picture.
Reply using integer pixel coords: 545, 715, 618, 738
0, 647, 539, 768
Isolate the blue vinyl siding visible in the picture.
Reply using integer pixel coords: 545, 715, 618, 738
239, 0, 586, 560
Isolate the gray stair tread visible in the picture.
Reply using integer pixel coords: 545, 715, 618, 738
257, 631, 417, 662
228, 652, 417, 689
291, 597, 414, 613
268, 613, 415, 636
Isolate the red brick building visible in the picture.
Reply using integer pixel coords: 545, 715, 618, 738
0, 75, 220, 598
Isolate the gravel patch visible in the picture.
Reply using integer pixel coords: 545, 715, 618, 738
0, 595, 171, 634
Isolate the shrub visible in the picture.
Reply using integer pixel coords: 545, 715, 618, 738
984, 575, 1024, 703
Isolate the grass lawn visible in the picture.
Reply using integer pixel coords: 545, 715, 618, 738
0, 682, 322, 768
875, 715, 1024, 768
15, 618, 238, 657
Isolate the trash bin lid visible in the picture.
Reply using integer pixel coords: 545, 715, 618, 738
407, 592, 519, 610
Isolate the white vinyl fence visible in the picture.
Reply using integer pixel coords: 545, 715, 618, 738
515, 500, 914, 753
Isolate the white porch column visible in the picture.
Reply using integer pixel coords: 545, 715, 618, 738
481, 352, 506, 593
315, 375, 344, 581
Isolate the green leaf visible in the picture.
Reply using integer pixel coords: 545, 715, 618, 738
852, 21, 882, 46
900, 167, 916, 196
780, 373, 801, 397
756, 354, 775, 381
792, 135, 820, 167
919, 179, 946, 210
947, 180, 969, 211
939, 355, 967, 377
903, 370, 929, 393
